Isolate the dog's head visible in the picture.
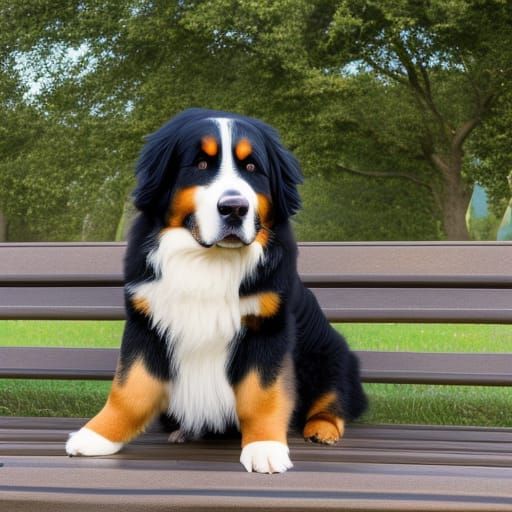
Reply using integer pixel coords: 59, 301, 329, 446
134, 108, 303, 248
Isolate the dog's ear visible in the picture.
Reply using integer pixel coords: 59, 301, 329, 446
256, 121, 303, 222
134, 109, 204, 214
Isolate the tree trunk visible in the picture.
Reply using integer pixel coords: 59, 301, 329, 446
115, 196, 138, 241
440, 167, 472, 241
429, 147, 472, 241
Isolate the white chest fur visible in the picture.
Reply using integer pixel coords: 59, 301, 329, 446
130, 228, 263, 435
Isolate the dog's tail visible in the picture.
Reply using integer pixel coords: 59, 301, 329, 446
341, 351, 368, 421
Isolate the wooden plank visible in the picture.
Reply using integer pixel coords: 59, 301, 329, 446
2, 421, 512, 466
0, 243, 124, 285
1, 242, 512, 286
0, 347, 118, 380
2, 286, 512, 322
0, 287, 125, 320
2, 347, 512, 385
3, 460, 511, 512
313, 287, 512, 323
358, 351, 512, 385
297, 242, 512, 286
1, 420, 512, 511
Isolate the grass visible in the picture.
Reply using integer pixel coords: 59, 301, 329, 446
338, 323, 512, 353
0, 380, 111, 418
1, 320, 512, 426
0, 320, 122, 348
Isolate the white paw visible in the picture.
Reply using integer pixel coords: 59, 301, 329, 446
66, 427, 123, 456
240, 441, 293, 474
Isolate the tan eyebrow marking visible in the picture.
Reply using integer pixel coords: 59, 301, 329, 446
235, 138, 252, 160
201, 136, 218, 157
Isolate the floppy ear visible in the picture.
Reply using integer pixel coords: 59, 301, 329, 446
255, 121, 303, 222
133, 108, 205, 214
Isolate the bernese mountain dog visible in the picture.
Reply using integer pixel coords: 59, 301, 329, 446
66, 108, 367, 473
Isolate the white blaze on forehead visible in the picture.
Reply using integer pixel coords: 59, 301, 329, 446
194, 118, 258, 246
217, 117, 237, 178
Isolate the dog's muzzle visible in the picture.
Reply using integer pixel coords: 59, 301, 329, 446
217, 192, 249, 225
215, 191, 253, 247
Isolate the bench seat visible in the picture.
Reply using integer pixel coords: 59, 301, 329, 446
1, 417, 512, 511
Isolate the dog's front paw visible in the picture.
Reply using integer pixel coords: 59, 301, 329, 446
66, 427, 123, 456
240, 441, 293, 473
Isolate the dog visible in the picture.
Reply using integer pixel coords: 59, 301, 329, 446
66, 108, 367, 473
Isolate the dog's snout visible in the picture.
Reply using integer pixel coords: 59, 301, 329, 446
217, 192, 249, 219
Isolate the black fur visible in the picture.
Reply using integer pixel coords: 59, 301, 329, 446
122, 108, 367, 437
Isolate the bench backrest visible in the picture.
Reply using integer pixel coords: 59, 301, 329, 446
1, 242, 511, 385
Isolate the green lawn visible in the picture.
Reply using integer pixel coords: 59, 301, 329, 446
0, 320, 122, 348
1, 320, 512, 426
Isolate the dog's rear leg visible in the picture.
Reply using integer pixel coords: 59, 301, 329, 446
303, 391, 345, 445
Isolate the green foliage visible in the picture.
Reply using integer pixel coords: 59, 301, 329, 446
466, 214, 500, 242
295, 172, 440, 241
0, 1, 511, 241
470, 90, 512, 217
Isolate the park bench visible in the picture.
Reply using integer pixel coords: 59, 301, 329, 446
1, 241, 512, 511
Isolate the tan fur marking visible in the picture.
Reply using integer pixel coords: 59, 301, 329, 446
259, 292, 281, 317
201, 136, 218, 157
235, 138, 252, 160
304, 391, 344, 443
235, 361, 295, 447
306, 392, 337, 420
303, 416, 344, 444
255, 228, 270, 247
168, 186, 197, 228
131, 296, 150, 316
86, 360, 168, 443
255, 194, 273, 247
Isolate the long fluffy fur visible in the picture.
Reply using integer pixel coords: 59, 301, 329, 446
68, 108, 367, 465
126, 108, 367, 436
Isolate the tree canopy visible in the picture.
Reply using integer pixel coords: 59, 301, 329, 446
0, 0, 510, 241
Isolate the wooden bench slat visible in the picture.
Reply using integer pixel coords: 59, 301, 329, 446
0, 243, 125, 283
0, 287, 125, 320
2, 416, 512, 440
2, 286, 512, 322
3, 461, 511, 512
2, 347, 512, 385
2, 427, 512, 467
314, 287, 512, 323
1, 419, 512, 511
358, 351, 512, 385
2, 242, 512, 286
0, 347, 118, 380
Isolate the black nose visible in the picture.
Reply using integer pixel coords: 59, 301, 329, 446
217, 192, 249, 219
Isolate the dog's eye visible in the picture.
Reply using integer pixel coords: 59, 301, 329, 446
245, 163, 256, 172
197, 160, 208, 170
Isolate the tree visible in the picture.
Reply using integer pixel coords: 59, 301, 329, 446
1, 1, 510, 241
470, 89, 512, 218
0, 59, 44, 240
182, 0, 512, 239
327, 0, 512, 239
0, 1, 143, 240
